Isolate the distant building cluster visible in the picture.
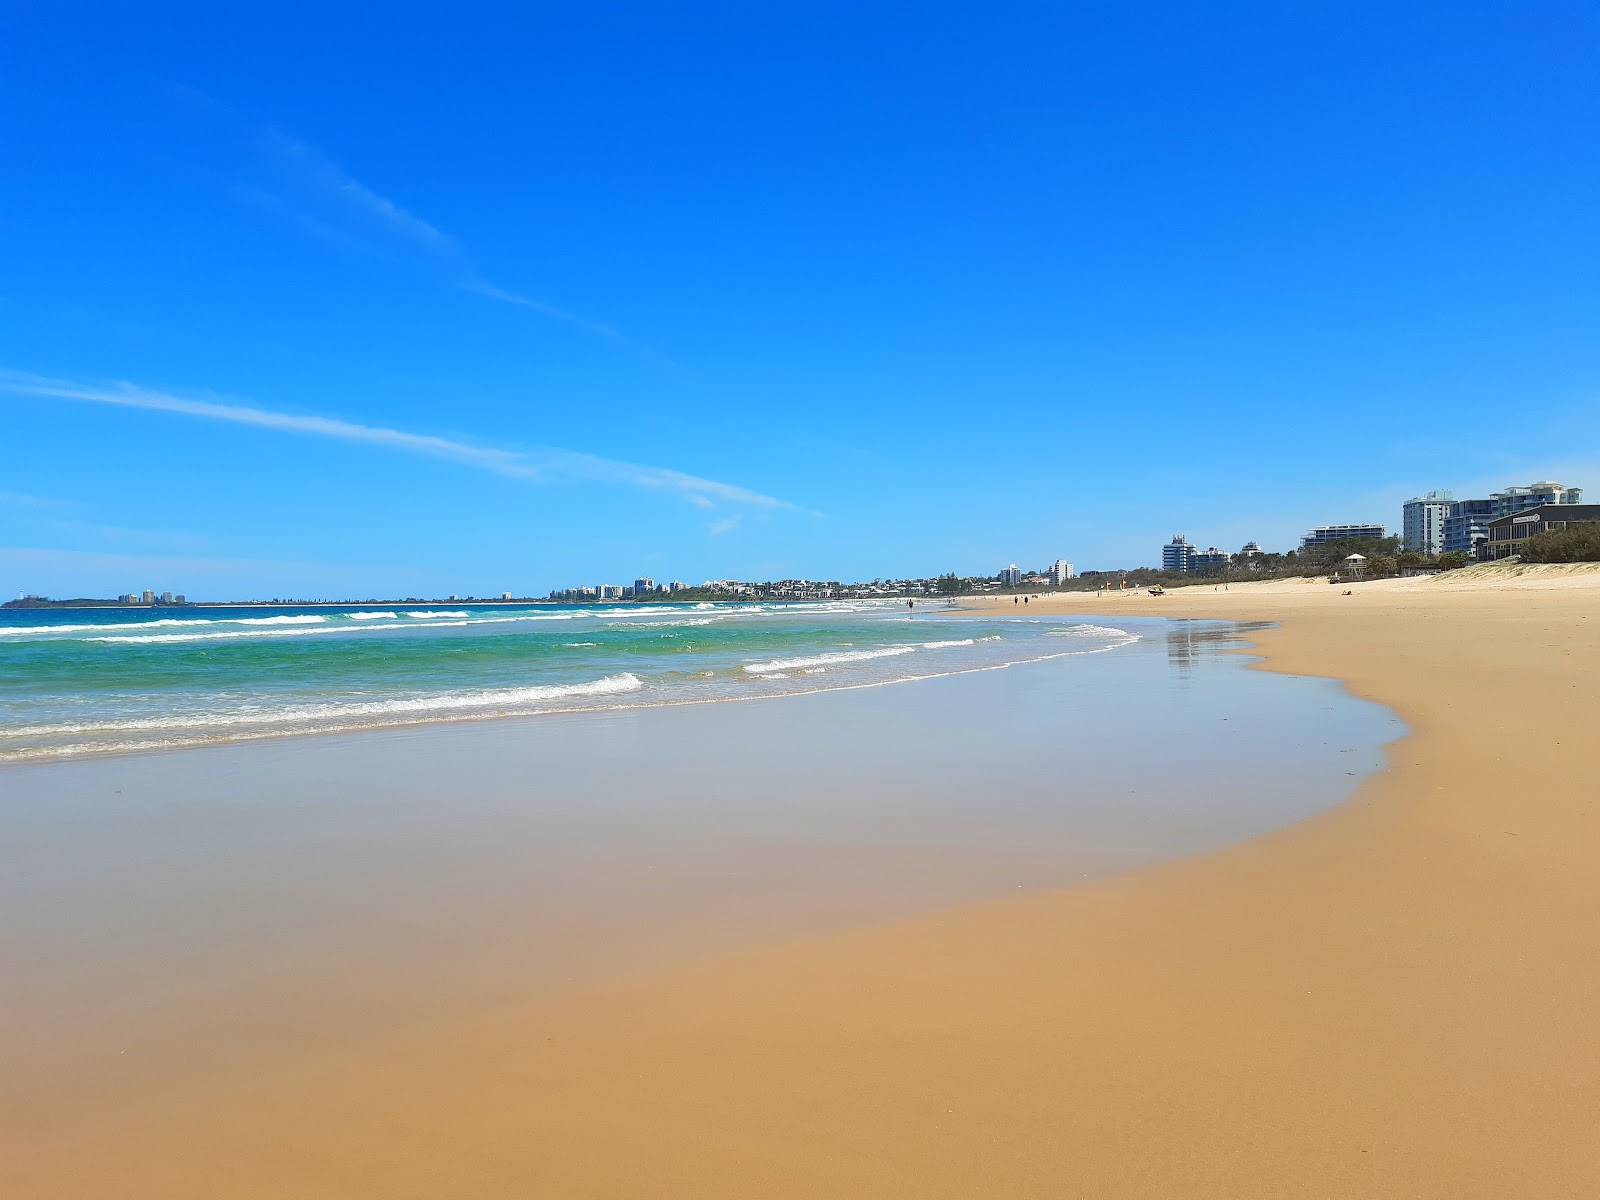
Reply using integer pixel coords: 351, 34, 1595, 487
1151, 479, 1592, 576
549, 578, 692, 601
1404, 481, 1585, 559
544, 561, 1083, 603
118, 590, 186, 605
1161, 536, 1251, 574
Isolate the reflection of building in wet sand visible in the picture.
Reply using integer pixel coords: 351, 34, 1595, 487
1166, 622, 1203, 676
1165, 620, 1271, 677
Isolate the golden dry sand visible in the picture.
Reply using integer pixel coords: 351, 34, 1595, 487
9, 564, 1600, 1198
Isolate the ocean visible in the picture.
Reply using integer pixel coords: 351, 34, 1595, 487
0, 600, 1138, 761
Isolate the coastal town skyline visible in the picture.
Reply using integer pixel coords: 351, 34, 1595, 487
12, 474, 1590, 607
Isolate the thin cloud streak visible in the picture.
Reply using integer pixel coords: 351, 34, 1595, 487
0, 372, 794, 510
261, 130, 631, 345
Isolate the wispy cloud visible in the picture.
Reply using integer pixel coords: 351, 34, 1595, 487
258, 130, 630, 345
709, 514, 742, 536
0, 371, 794, 510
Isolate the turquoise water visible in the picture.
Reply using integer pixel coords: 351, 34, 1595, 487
0, 601, 1138, 761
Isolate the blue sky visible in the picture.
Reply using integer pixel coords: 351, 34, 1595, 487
3, 2, 1597, 599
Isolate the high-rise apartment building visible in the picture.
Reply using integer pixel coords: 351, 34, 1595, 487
1049, 559, 1074, 584
1191, 547, 1231, 572
1161, 536, 1195, 573
999, 565, 1022, 587
1402, 491, 1452, 556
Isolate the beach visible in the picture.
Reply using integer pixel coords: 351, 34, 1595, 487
6, 565, 1599, 1196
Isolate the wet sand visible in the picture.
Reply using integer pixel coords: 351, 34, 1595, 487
8, 566, 1600, 1196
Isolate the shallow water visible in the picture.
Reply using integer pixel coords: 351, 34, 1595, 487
0, 600, 1133, 760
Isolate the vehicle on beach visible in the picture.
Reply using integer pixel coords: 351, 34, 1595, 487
1148, 586, 1165, 596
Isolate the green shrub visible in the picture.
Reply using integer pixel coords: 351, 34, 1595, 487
1438, 550, 1472, 569
1519, 523, 1600, 563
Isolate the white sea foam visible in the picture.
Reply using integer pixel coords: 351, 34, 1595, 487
88, 625, 391, 644
605, 617, 721, 628
1047, 623, 1139, 642
405, 610, 470, 618
69, 610, 588, 644
348, 611, 399, 620
1, 617, 240, 636
743, 646, 918, 673
918, 636, 1001, 649
1, 674, 644, 738
452, 612, 586, 624
0, 613, 331, 637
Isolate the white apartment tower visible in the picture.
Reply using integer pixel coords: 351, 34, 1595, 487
1161, 536, 1195, 573
1049, 559, 1075, 585
1402, 491, 1452, 556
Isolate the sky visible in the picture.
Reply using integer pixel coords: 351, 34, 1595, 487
3, 2, 1597, 599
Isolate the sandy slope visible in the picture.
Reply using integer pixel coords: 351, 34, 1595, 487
10, 566, 1600, 1198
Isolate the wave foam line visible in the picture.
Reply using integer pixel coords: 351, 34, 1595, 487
2, 674, 644, 738
76, 611, 600, 644
88, 625, 388, 644
1046, 623, 1142, 644
0, 614, 331, 636
605, 617, 721, 628
917, 635, 1002, 649
743, 646, 917, 673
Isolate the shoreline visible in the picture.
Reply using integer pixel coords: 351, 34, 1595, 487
8, 567, 1599, 1196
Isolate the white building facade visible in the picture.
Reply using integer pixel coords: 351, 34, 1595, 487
1402, 491, 1453, 556
1161, 536, 1195, 573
